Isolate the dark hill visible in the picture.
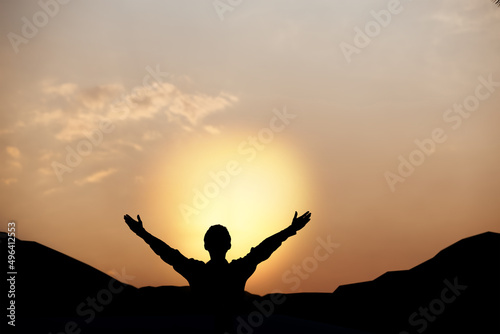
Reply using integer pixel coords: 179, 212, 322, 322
1, 232, 138, 333
1, 231, 499, 333
271, 232, 500, 334
0, 232, 368, 333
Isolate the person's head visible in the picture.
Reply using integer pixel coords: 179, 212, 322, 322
204, 225, 231, 256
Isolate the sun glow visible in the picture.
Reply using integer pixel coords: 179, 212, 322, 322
149, 133, 313, 263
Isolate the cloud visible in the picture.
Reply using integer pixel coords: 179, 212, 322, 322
38, 79, 238, 143
134, 175, 145, 184
107, 81, 238, 125
43, 82, 123, 108
142, 130, 162, 141
425, 1, 500, 34
6, 146, 20, 158
1, 177, 18, 185
42, 187, 63, 196
74, 168, 117, 186
55, 115, 98, 142
43, 82, 78, 98
80, 84, 123, 110
116, 140, 143, 151
4, 146, 22, 169
37, 167, 53, 176
203, 125, 221, 135
39, 150, 58, 162
165, 89, 238, 125
33, 109, 64, 125
7, 161, 22, 169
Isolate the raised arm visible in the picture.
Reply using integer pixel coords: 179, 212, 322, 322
123, 214, 186, 266
246, 211, 311, 265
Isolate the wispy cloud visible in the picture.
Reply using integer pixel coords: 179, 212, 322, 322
36, 79, 238, 143
33, 109, 64, 125
5, 146, 22, 169
42, 187, 63, 196
42, 82, 78, 98
0, 128, 14, 135
1, 177, 18, 185
203, 125, 221, 135
160, 86, 238, 125
142, 130, 162, 141
425, 1, 500, 34
80, 84, 124, 110
108, 81, 238, 125
116, 140, 143, 152
74, 168, 117, 186
6, 146, 20, 158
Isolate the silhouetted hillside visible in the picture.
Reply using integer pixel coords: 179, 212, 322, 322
272, 232, 500, 334
1, 232, 138, 333
0, 232, 367, 333
1, 231, 499, 333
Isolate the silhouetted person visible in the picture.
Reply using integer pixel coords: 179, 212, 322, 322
123, 211, 311, 333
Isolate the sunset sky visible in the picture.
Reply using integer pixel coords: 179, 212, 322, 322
1, 1, 499, 295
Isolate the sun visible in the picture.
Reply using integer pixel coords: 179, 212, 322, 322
148, 132, 313, 262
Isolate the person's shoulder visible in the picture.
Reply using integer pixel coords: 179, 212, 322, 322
229, 256, 258, 278
171, 249, 205, 264
228, 258, 246, 271
229, 252, 255, 266
173, 257, 205, 272
173, 251, 205, 265
188, 258, 206, 266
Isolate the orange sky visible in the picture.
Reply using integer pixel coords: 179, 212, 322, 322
1, 1, 499, 295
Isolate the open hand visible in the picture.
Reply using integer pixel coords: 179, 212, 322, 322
124, 214, 145, 234
291, 211, 311, 232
